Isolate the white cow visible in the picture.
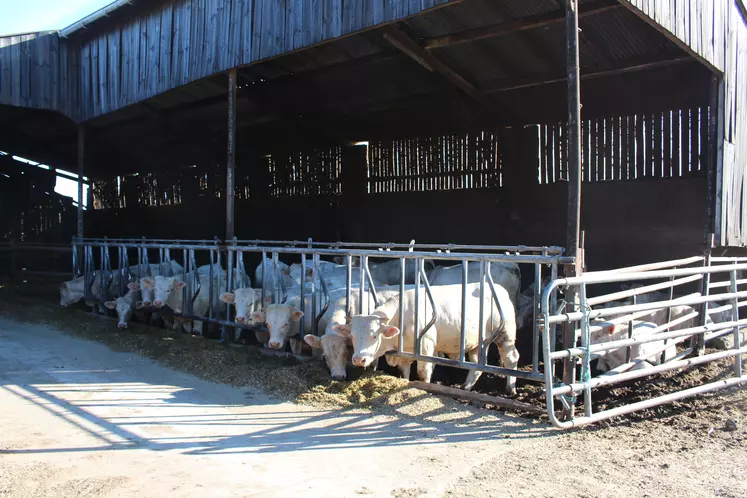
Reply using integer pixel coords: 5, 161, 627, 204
590, 320, 677, 372
103, 283, 141, 329
367, 259, 435, 286
334, 283, 520, 394
151, 268, 226, 335
254, 258, 292, 292
303, 286, 410, 380
219, 287, 265, 342
427, 263, 521, 308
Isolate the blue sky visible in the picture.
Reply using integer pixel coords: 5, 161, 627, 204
0, 0, 113, 35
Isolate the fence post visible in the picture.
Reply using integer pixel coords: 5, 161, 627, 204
226, 68, 237, 241
562, 0, 583, 422
77, 125, 85, 239
696, 233, 715, 355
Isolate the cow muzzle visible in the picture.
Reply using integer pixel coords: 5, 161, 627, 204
268, 340, 282, 350
118, 322, 128, 329
351, 355, 371, 368
235, 315, 246, 324
153, 300, 164, 308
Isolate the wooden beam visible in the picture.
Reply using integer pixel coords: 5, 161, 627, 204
383, 25, 482, 99
485, 55, 693, 94
423, 1, 621, 50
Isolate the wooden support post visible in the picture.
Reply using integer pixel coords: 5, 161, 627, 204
77, 125, 85, 239
562, 0, 583, 422
226, 69, 237, 241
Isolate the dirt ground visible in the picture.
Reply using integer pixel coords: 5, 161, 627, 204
1, 279, 746, 497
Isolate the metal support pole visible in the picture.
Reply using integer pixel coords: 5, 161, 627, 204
562, 0, 583, 421
226, 69, 237, 241
77, 125, 85, 238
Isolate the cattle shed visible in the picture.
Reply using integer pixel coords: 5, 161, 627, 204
1, 0, 747, 270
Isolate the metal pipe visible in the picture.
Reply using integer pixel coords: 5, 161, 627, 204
709, 278, 747, 289
346, 255, 352, 318
59, 0, 133, 37
300, 252, 307, 336
414, 258, 421, 358
550, 318, 747, 361
226, 69, 237, 241
588, 256, 705, 275
358, 256, 365, 315
579, 283, 592, 418
549, 289, 747, 325
585, 274, 703, 306
533, 261, 542, 373
730, 270, 743, 377
552, 348, 747, 396
478, 261, 486, 365
237, 239, 565, 254
399, 257, 406, 354
460, 260, 468, 363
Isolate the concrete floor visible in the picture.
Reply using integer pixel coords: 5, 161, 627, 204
0, 318, 544, 498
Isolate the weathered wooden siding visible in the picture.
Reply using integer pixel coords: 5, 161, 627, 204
621, 0, 747, 246
0, 0, 452, 121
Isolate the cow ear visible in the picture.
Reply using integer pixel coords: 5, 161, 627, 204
174, 280, 187, 289
264, 296, 272, 304
252, 311, 266, 323
332, 324, 351, 337
104, 301, 116, 310
135, 301, 144, 309
220, 292, 235, 304
381, 325, 400, 338
127, 282, 140, 290
141, 277, 154, 289
304, 334, 322, 349
607, 325, 617, 335
291, 310, 304, 321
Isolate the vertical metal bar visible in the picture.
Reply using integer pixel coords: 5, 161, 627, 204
533, 261, 542, 373
478, 260, 486, 365
563, 0, 583, 421
730, 269, 743, 377
697, 234, 714, 354
272, 252, 278, 304
77, 125, 85, 238
346, 254, 352, 317
358, 255, 366, 315
261, 250, 267, 306
312, 253, 319, 336
399, 257, 406, 354
226, 69, 237, 241
300, 252, 307, 336
579, 283, 593, 418
208, 249, 215, 321
414, 257, 421, 358
460, 260, 468, 363
550, 261, 559, 375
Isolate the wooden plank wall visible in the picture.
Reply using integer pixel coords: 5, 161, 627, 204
539, 105, 709, 183
75, 0, 451, 118
621, 1, 747, 246
367, 132, 502, 194
0, 0, 452, 121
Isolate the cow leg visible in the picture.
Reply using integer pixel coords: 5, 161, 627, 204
398, 361, 412, 381
416, 341, 436, 383
462, 349, 483, 391
191, 320, 203, 335
497, 341, 520, 395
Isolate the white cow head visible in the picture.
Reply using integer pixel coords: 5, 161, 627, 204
153, 275, 186, 310
251, 304, 303, 350
104, 282, 140, 328
304, 333, 351, 380
136, 276, 155, 309
334, 312, 398, 368
220, 288, 263, 325
60, 276, 86, 306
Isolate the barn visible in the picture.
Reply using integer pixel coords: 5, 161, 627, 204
1, 0, 746, 427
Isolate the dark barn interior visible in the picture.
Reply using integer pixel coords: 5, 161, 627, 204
0, 0, 720, 270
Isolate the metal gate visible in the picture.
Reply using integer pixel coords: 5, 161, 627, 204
541, 255, 747, 428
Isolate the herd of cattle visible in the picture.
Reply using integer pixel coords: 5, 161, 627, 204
58, 256, 731, 393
